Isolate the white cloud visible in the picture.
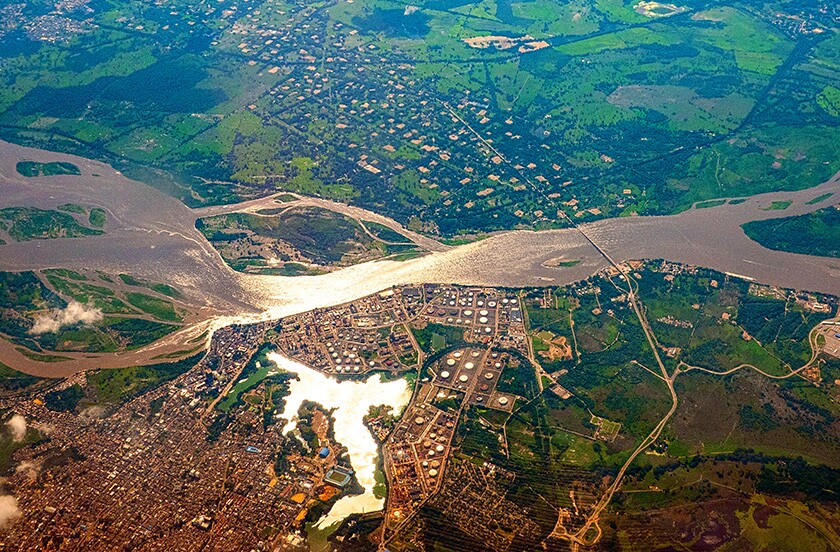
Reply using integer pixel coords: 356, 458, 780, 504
14, 461, 39, 482
5, 415, 26, 442
0, 495, 20, 528
29, 301, 103, 335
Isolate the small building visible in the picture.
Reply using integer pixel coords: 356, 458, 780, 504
318, 447, 330, 459
192, 515, 212, 531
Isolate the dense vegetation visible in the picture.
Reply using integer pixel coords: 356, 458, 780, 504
0, 207, 103, 241
198, 206, 423, 274
88, 208, 107, 228
0, 271, 65, 343
15, 161, 80, 177
742, 206, 840, 258
0, 362, 47, 394
118, 273, 181, 298
0, 269, 184, 356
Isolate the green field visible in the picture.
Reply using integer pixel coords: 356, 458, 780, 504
362, 221, 411, 243
696, 199, 727, 209
124, 292, 182, 322
0, 0, 836, 235
86, 353, 203, 406
557, 259, 581, 267
216, 343, 293, 414
764, 200, 792, 211
118, 273, 182, 298
411, 322, 467, 353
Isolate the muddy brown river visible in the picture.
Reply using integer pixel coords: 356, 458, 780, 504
1, 139, 839, 350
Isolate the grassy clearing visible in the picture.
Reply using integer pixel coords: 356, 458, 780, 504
411, 323, 466, 353
86, 353, 203, 406
88, 208, 107, 228
764, 200, 792, 211
118, 274, 181, 298
124, 292, 182, 322
363, 220, 410, 243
